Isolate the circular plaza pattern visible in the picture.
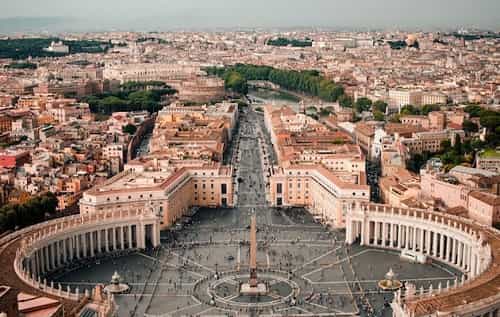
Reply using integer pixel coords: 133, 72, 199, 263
44, 206, 463, 317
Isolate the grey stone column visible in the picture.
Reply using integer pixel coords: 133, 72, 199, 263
120, 226, 125, 249
128, 226, 133, 249
76, 235, 81, 259
90, 231, 95, 257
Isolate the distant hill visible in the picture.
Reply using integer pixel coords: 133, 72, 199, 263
0, 17, 71, 34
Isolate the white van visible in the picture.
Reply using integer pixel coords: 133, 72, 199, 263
400, 250, 427, 264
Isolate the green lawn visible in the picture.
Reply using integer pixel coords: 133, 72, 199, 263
480, 149, 500, 158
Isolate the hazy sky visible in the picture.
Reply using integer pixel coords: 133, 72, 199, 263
1, 0, 499, 31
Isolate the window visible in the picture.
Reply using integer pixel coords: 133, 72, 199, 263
221, 184, 227, 194
194, 184, 198, 189
211, 183, 214, 189
277, 183, 282, 194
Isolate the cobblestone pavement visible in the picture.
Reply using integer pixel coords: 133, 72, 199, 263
51, 107, 460, 317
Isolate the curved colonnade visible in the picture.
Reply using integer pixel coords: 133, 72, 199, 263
3, 202, 500, 317
346, 202, 500, 317
10, 209, 160, 304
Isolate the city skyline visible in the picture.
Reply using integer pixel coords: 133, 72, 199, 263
0, 0, 499, 33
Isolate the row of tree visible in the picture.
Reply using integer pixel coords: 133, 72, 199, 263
267, 37, 313, 47
0, 38, 111, 59
205, 64, 345, 102
5, 62, 37, 69
0, 192, 58, 234
82, 84, 176, 115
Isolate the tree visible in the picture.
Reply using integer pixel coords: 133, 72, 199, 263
207, 64, 344, 102
441, 139, 452, 151
400, 105, 420, 115
453, 134, 463, 155
421, 104, 441, 115
354, 97, 372, 113
123, 124, 137, 135
224, 71, 248, 95
372, 100, 388, 113
0, 192, 58, 234
373, 111, 385, 121
464, 105, 482, 117
480, 114, 500, 131
339, 95, 353, 108
462, 120, 478, 133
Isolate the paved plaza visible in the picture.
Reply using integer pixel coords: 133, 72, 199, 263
50, 108, 461, 316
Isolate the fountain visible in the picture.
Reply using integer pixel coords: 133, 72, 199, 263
378, 268, 402, 291
104, 271, 130, 294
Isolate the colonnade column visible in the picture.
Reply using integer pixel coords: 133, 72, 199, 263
120, 226, 125, 250
112, 228, 117, 250
433, 231, 438, 256
105, 229, 109, 252
419, 228, 425, 252
90, 231, 95, 257
398, 225, 403, 249
458, 242, 464, 268
35, 250, 42, 275
382, 222, 387, 247
62, 239, 67, 263
36, 250, 42, 276
451, 238, 457, 265
390, 223, 395, 247
50, 243, 56, 269
82, 233, 87, 258
128, 226, 133, 248
405, 226, 410, 249
137, 224, 145, 249
97, 230, 101, 253
440, 234, 445, 260
470, 252, 477, 278
425, 229, 431, 254
44, 246, 50, 272
76, 235, 81, 259
463, 245, 469, 270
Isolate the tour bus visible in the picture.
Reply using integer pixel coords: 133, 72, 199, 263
400, 250, 428, 264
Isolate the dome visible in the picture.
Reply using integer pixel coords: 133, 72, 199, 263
406, 34, 418, 46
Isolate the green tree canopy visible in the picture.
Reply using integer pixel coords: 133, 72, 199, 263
0, 192, 58, 233
205, 64, 344, 102
372, 100, 388, 113
224, 71, 248, 95
354, 97, 372, 113
400, 105, 420, 115
339, 95, 353, 108
421, 104, 441, 115
462, 120, 478, 133
373, 111, 385, 121
123, 124, 137, 135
